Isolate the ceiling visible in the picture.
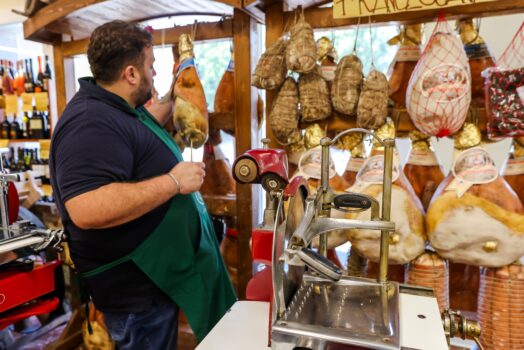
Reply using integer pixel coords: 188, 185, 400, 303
0, 0, 27, 25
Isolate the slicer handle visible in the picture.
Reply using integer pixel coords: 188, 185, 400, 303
333, 193, 372, 211
297, 247, 342, 281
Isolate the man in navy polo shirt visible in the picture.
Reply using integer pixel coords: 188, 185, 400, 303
51, 21, 235, 349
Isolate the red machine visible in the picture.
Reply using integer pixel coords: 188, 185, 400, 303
232, 141, 289, 192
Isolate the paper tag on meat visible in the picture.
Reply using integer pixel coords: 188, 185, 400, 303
448, 147, 498, 197
320, 66, 336, 82
345, 157, 366, 172
407, 150, 440, 166
350, 154, 400, 191
503, 158, 524, 176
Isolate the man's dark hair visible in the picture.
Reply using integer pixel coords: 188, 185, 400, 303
87, 20, 153, 84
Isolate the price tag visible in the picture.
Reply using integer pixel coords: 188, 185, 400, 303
5, 95, 18, 115
34, 92, 49, 111
21, 93, 34, 112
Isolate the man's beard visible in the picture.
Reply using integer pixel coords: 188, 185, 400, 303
132, 74, 153, 107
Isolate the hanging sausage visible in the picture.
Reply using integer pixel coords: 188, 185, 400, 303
252, 38, 288, 90
298, 66, 332, 122
286, 11, 317, 74
270, 77, 300, 145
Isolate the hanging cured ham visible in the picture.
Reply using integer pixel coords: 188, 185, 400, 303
331, 54, 363, 116
344, 121, 426, 265
502, 138, 524, 203
298, 66, 332, 122
286, 11, 316, 74
388, 24, 423, 110
252, 38, 288, 90
403, 131, 445, 210
214, 46, 235, 115
426, 123, 524, 268
173, 34, 209, 148
406, 16, 471, 137
457, 18, 496, 109
270, 77, 300, 145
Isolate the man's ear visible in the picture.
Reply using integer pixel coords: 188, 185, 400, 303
122, 65, 139, 85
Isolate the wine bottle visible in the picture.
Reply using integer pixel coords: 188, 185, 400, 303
43, 55, 52, 92
16, 148, 25, 171
18, 60, 26, 95
1, 117, 10, 139
35, 56, 44, 93
43, 111, 50, 138
8, 148, 16, 172
22, 112, 30, 139
29, 109, 45, 139
9, 117, 20, 140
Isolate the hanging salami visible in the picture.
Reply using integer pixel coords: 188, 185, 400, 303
286, 11, 317, 74
357, 69, 389, 130
331, 54, 363, 116
270, 77, 300, 145
298, 67, 332, 122
252, 38, 288, 90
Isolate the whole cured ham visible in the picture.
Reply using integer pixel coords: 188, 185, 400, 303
331, 54, 363, 116
403, 131, 445, 210
214, 46, 235, 115
252, 38, 288, 90
357, 69, 389, 130
173, 34, 209, 148
388, 24, 423, 110
200, 142, 236, 197
298, 67, 332, 122
270, 77, 300, 145
406, 17, 471, 137
457, 19, 496, 108
426, 124, 524, 267
502, 138, 524, 203
344, 121, 426, 264
286, 12, 316, 74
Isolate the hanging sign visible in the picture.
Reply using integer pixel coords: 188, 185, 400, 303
333, 0, 498, 19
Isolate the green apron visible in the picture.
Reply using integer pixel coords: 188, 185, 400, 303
80, 107, 236, 341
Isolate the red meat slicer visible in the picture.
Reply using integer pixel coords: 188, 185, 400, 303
0, 148, 65, 330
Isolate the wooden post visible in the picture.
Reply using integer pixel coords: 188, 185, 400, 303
52, 43, 76, 119
265, 1, 284, 148
233, 8, 259, 299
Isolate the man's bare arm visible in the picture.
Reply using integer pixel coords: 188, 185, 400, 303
65, 162, 205, 230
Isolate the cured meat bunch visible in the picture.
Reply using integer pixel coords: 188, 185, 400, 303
270, 77, 300, 145
344, 121, 427, 264
403, 130, 445, 210
388, 24, 423, 110
252, 38, 288, 90
357, 69, 389, 129
298, 67, 332, 122
457, 19, 496, 108
406, 16, 471, 137
286, 12, 316, 74
426, 123, 524, 267
173, 34, 209, 148
331, 54, 363, 116
502, 137, 524, 203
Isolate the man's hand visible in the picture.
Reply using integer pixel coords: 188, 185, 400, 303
169, 162, 205, 194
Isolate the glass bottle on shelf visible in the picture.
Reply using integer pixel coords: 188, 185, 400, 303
9, 117, 20, 140
17, 60, 25, 95
22, 112, 30, 139
43, 55, 52, 92
24, 59, 33, 93
1, 116, 10, 139
9, 148, 16, 172
35, 56, 44, 93
30, 108, 45, 139
16, 148, 25, 171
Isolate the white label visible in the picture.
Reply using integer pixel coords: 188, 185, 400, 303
213, 145, 229, 163
502, 158, 524, 176
452, 147, 498, 184
320, 66, 336, 82
406, 150, 439, 166
517, 85, 524, 104
420, 64, 469, 102
355, 154, 400, 185
30, 119, 42, 130
395, 46, 421, 62
345, 157, 365, 172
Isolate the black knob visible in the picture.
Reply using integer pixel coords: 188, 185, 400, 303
333, 193, 372, 210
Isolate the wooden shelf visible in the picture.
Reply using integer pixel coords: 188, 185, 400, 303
202, 194, 236, 217
0, 139, 49, 143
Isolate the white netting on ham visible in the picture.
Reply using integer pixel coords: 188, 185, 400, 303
406, 15, 471, 137
484, 21, 524, 138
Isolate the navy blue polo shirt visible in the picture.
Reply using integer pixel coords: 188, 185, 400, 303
51, 78, 177, 312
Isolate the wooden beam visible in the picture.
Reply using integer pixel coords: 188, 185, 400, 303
233, 8, 258, 299
24, 0, 108, 42
284, 0, 524, 29
264, 2, 284, 149
52, 44, 67, 118
61, 19, 233, 57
